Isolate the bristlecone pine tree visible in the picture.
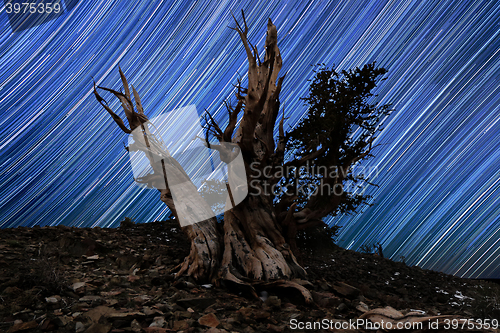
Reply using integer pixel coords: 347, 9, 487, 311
94, 12, 392, 301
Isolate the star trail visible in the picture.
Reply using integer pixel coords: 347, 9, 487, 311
0, 0, 499, 279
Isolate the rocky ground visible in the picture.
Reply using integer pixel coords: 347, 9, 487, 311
0, 220, 499, 333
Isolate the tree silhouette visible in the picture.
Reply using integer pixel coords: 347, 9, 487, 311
93, 11, 392, 300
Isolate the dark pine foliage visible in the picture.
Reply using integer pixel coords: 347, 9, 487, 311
280, 62, 393, 217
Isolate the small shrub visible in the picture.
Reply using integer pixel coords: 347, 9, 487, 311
359, 242, 384, 257
296, 224, 341, 255
17, 247, 68, 297
469, 284, 500, 319
120, 216, 136, 228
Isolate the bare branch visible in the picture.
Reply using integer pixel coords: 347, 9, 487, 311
223, 99, 243, 142
132, 85, 144, 114
93, 80, 131, 134
283, 147, 327, 169
118, 65, 131, 101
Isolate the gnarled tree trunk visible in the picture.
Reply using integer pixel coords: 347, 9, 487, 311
94, 12, 377, 302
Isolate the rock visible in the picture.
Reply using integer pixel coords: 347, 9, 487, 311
264, 295, 281, 309
52, 315, 72, 327
198, 313, 220, 328
40, 318, 56, 331
143, 328, 171, 333
75, 322, 86, 333
45, 295, 62, 304
242, 326, 256, 333
172, 320, 189, 331
85, 323, 112, 333
107, 311, 145, 320
133, 295, 151, 304
356, 301, 369, 313
332, 282, 360, 299
3, 286, 22, 295
311, 291, 342, 307
7, 321, 38, 332
85, 306, 116, 323
80, 295, 103, 303
337, 303, 347, 312
149, 316, 165, 328
177, 297, 216, 310
142, 307, 162, 316
174, 280, 197, 290
128, 275, 140, 283
72, 282, 86, 293
318, 280, 330, 291
130, 319, 141, 332
173, 311, 192, 320
59, 236, 104, 257
238, 307, 270, 321
205, 328, 228, 333
116, 254, 139, 270
267, 323, 285, 332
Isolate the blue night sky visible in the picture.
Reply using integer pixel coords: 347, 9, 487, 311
1, 1, 499, 279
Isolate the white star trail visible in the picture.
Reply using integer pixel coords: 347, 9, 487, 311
0, 0, 499, 279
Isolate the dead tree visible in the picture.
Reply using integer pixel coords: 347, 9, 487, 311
94, 11, 392, 300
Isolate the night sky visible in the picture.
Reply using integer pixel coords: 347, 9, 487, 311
1, 1, 499, 279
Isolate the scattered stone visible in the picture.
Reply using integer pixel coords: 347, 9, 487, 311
75, 321, 86, 333
198, 313, 220, 328
79, 295, 103, 304
40, 318, 56, 331
85, 306, 116, 323
52, 315, 72, 327
177, 297, 216, 310
107, 311, 145, 320
143, 328, 171, 333
311, 291, 342, 307
72, 282, 86, 293
133, 295, 151, 304
205, 328, 228, 333
7, 320, 38, 333
267, 323, 284, 332
85, 323, 112, 333
149, 316, 165, 328
172, 320, 189, 331
142, 307, 162, 316
130, 319, 141, 332
127, 275, 140, 283
356, 301, 369, 313
332, 282, 361, 299
45, 295, 62, 304
337, 303, 347, 312
265, 295, 281, 309
173, 310, 192, 320
1, 220, 499, 333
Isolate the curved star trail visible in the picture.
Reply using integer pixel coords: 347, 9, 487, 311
0, 0, 499, 279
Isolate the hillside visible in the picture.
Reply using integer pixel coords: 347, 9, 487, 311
0, 220, 499, 332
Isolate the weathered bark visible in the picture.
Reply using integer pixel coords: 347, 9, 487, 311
219, 194, 305, 285
208, 12, 307, 287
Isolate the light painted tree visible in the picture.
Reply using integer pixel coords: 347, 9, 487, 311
94, 11, 392, 300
